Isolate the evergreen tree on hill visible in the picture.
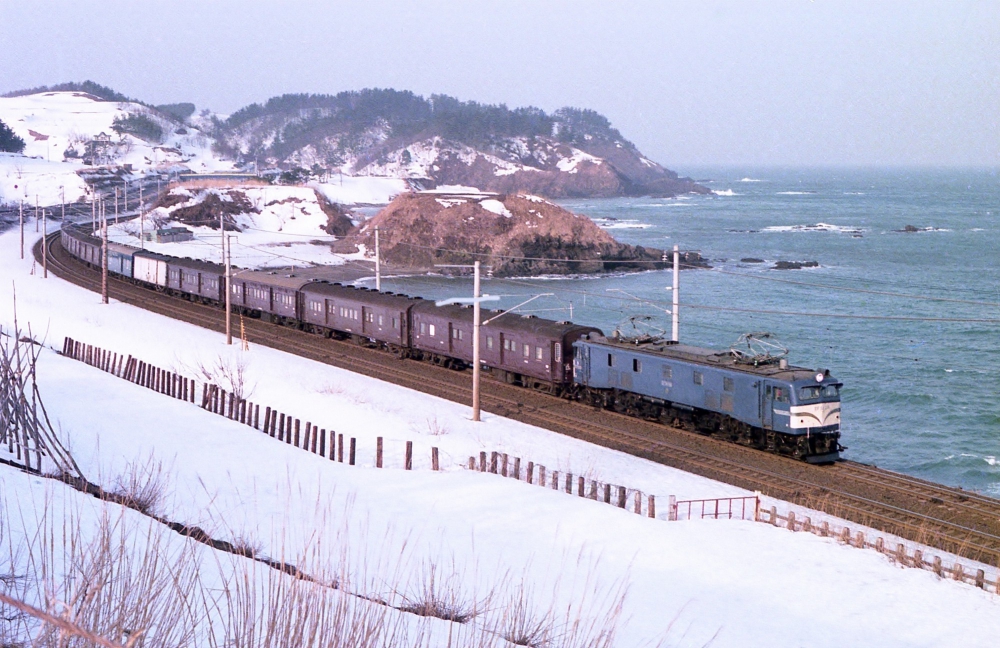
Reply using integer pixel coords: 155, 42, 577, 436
0, 119, 25, 153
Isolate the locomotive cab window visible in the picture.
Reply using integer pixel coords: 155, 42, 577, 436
799, 386, 821, 400
773, 387, 789, 403
693, 371, 703, 386
632, 358, 641, 373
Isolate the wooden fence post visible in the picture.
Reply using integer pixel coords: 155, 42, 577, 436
201, 383, 208, 408
648, 494, 656, 519
875, 537, 884, 553
552, 471, 559, 490
303, 423, 311, 450
617, 486, 626, 508
953, 563, 964, 582
501, 453, 508, 477
803, 517, 812, 533
578, 476, 585, 497
668, 495, 677, 521
932, 556, 943, 576
431, 447, 439, 471
319, 428, 326, 457
262, 407, 271, 435
975, 569, 985, 589
914, 550, 923, 569
538, 465, 546, 486
787, 511, 796, 531
479, 451, 487, 472
512, 457, 520, 480
405, 441, 413, 470
855, 531, 865, 549
349, 438, 356, 465
490, 452, 498, 474
565, 473, 572, 494
526, 461, 534, 484
278, 413, 286, 441
468, 457, 476, 470
603, 483, 611, 504
293, 419, 301, 447
375, 437, 382, 467
253, 404, 259, 429
589, 480, 598, 500
771, 506, 778, 526
634, 491, 642, 514
311, 425, 318, 453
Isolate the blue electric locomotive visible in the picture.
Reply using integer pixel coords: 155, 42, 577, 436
573, 333, 842, 462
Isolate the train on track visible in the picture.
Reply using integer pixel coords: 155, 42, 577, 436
60, 224, 844, 463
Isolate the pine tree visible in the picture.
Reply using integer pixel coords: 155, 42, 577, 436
0, 118, 25, 153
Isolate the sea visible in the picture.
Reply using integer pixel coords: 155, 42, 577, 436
372, 167, 1000, 495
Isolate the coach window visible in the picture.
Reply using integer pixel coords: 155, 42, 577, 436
535, 346, 544, 361
429, 324, 436, 337
724, 377, 734, 392
419, 322, 426, 335
366, 312, 374, 323
693, 371, 703, 386
378, 314, 384, 326
487, 336, 494, 350
523, 344, 531, 358
392, 316, 399, 329
632, 358, 641, 373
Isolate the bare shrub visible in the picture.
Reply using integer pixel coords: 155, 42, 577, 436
111, 456, 169, 516
397, 561, 487, 624
425, 416, 450, 437
190, 354, 255, 401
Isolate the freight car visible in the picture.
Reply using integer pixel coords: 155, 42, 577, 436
57, 223, 843, 462
574, 334, 842, 462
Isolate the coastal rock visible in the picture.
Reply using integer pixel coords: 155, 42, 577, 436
334, 192, 709, 277
773, 260, 819, 270
741, 257, 765, 263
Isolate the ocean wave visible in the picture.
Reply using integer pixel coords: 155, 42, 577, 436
762, 222, 865, 235
776, 190, 818, 195
739, 177, 762, 182
712, 189, 739, 196
593, 218, 652, 230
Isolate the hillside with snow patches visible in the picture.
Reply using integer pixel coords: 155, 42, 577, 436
3, 223, 1000, 645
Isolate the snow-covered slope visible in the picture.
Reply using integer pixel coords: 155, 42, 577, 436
2, 226, 1000, 647
0, 91, 235, 206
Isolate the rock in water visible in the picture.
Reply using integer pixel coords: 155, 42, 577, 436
335, 192, 708, 277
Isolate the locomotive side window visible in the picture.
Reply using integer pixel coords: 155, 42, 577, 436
693, 371, 703, 385
724, 377, 734, 392
607, 353, 614, 367
774, 387, 789, 403
632, 358, 641, 373
662, 365, 672, 379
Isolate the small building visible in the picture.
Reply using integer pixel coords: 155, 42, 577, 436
144, 227, 194, 243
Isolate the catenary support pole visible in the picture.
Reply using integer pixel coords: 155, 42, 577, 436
42, 210, 48, 278
672, 244, 680, 342
101, 202, 108, 303
19, 200, 23, 259
472, 260, 482, 422
375, 226, 381, 291
225, 234, 232, 345
139, 183, 144, 248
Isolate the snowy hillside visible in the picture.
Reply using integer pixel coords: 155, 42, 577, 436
107, 184, 365, 269
0, 91, 235, 206
2, 225, 1000, 646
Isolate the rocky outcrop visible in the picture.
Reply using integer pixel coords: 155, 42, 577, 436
334, 192, 708, 277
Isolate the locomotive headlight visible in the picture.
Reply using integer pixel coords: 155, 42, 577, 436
815, 373, 824, 382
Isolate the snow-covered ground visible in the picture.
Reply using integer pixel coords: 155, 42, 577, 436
3, 226, 1000, 646
312, 176, 408, 205
105, 185, 364, 269
0, 91, 234, 207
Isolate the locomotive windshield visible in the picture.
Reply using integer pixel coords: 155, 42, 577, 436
798, 384, 840, 400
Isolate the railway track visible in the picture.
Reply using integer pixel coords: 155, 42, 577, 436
37, 231, 1000, 566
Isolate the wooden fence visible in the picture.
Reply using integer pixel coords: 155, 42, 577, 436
61, 338, 1000, 595
60, 337, 440, 470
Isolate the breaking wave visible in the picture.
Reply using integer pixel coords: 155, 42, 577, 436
762, 223, 865, 235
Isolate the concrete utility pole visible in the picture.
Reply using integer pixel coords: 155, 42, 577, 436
42, 210, 47, 278
19, 200, 23, 260
225, 234, 233, 346
435, 262, 499, 422
672, 244, 680, 342
115, 187, 119, 217
101, 201, 109, 304
139, 183, 144, 248
375, 226, 381, 291
92, 191, 96, 230
61, 186, 65, 225
124, 179, 128, 212
35, 195, 39, 232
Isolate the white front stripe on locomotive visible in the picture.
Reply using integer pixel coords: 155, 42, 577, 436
788, 401, 841, 429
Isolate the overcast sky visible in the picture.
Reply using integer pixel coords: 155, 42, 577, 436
1, 1, 996, 168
